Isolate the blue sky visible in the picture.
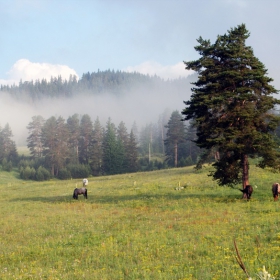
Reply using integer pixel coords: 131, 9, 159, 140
1, 0, 280, 144
1, 0, 280, 87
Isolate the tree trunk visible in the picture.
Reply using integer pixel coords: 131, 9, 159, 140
51, 164, 54, 176
161, 124, 165, 154
148, 142, 151, 163
174, 142, 178, 167
214, 150, 220, 161
76, 145, 79, 163
242, 153, 249, 198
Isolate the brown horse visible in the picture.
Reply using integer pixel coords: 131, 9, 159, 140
73, 188, 88, 199
272, 183, 280, 201
239, 185, 253, 200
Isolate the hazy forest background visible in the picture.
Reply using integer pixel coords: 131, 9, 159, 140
0, 70, 202, 180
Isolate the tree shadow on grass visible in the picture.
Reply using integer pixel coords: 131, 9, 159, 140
9, 191, 243, 204
9, 195, 72, 203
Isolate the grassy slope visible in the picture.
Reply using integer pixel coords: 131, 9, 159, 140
0, 166, 280, 280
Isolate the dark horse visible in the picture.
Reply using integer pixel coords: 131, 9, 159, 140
239, 185, 253, 199
272, 182, 280, 201
73, 187, 87, 199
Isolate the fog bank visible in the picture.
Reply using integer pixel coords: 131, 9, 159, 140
0, 79, 193, 146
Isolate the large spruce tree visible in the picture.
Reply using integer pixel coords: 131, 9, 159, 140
67, 114, 80, 164
79, 114, 93, 165
27, 115, 45, 159
0, 123, 18, 165
182, 24, 280, 190
102, 118, 118, 175
41, 116, 58, 176
41, 116, 69, 176
89, 117, 104, 175
164, 110, 186, 167
126, 130, 139, 172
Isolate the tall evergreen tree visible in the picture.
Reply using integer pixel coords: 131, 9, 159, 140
67, 114, 80, 164
117, 121, 129, 146
156, 109, 172, 155
182, 24, 280, 190
185, 120, 200, 164
139, 123, 153, 159
27, 115, 45, 159
164, 110, 187, 167
116, 137, 126, 174
150, 123, 161, 154
41, 116, 57, 176
0, 123, 18, 165
55, 116, 69, 174
126, 130, 139, 172
41, 116, 69, 176
131, 121, 139, 144
102, 118, 118, 175
79, 114, 93, 164
117, 121, 129, 173
89, 117, 104, 175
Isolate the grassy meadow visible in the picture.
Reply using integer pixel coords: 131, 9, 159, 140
1, 165, 280, 279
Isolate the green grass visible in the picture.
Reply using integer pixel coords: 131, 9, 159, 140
17, 146, 31, 157
1, 165, 280, 279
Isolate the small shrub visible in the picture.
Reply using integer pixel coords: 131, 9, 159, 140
58, 168, 71, 180
2, 158, 13, 172
18, 159, 35, 170
67, 164, 90, 178
20, 166, 36, 180
36, 166, 51, 181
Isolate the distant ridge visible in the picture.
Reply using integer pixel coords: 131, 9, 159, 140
0, 69, 196, 102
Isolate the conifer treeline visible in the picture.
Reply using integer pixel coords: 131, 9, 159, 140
0, 70, 194, 102
0, 124, 18, 171
19, 112, 200, 181
0, 70, 201, 180
0, 110, 201, 181
22, 114, 138, 179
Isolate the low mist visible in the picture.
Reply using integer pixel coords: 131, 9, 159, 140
0, 78, 194, 146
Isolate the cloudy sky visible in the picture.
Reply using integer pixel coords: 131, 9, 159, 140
0, 0, 279, 86
0, 0, 280, 145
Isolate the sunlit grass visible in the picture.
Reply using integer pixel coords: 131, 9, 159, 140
1, 165, 280, 279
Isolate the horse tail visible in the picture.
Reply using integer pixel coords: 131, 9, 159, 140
246, 185, 253, 199
248, 185, 253, 198
73, 188, 77, 199
272, 183, 279, 200
240, 185, 253, 199
85, 188, 88, 199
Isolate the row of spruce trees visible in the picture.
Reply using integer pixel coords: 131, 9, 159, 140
0, 70, 200, 180
0, 110, 201, 181
0, 70, 193, 102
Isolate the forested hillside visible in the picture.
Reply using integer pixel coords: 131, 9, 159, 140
0, 70, 201, 180
0, 69, 196, 102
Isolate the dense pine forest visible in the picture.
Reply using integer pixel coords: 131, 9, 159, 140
0, 69, 194, 101
0, 70, 201, 180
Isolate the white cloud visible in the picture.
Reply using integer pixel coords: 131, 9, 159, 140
124, 61, 194, 80
0, 59, 79, 85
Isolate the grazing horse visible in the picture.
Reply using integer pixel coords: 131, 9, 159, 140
83, 178, 88, 187
272, 183, 280, 201
239, 185, 253, 199
73, 188, 87, 199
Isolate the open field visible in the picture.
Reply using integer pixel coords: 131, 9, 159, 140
1, 165, 280, 279
17, 147, 31, 157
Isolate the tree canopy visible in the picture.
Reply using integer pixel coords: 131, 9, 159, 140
0, 70, 195, 102
182, 24, 280, 189
164, 110, 187, 167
